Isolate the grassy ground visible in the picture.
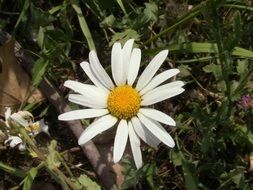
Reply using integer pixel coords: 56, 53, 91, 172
0, 0, 253, 189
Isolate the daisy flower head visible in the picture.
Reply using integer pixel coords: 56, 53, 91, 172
58, 39, 184, 168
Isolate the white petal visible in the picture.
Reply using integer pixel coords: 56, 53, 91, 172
68, 94, 106, 108
5, 136, 23, 147
141, 87, 184, 106
127, 48, 141, 85
113, 120, 129, 163
10, 113, 29, 127
122, 39, 134, 61
80, 61, 109, 93
122, 39, 134, 83
141, 81, 185, 106
5, 107, 11, 120
140, 69, 180, 95
89, 50, 115, 89
138, 113, 175, 148
64, 80, 108, 96
128, 121, 142, 169
78, 115, 117, 145
111, 42, 124, 85
64, 80, 108, 106
58, 109, 108, 121
136, 50, 168, 91
38, 119, 50, 136
131, 117, 160, 148
139, 108, 176, 126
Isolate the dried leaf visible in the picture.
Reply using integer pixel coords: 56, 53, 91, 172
0, 38, 44, 115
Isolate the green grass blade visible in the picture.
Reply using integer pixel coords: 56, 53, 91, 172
115, 0, 127, 15
14, 0, 30, 30
145, 42, 253, 59
32, 58, 49, 87
22, 167, 39, 190
176, 56, 218, 64
224, 3, 253, 11
0, 162, 26, 178
71, 1, 96, 51
232, 47, 253, 58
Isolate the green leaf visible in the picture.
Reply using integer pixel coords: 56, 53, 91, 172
100, 15, 115, 28
71, 1, 96, 51
29, 3, 55, 28
171, 150, 182, 166
174, 151, 199, 190
48, 4, 63, 14
38, 26, 45, 50
22, 167, 38, 190
32, 58, 49, 87
233, 59, 252, 96
46, 140, 61, 170
236, 59, 248, 76
203, 63, 222, 80
235, 125, 253, 145
110, 29, 140, 46
178, 65, 191, 77
219, 168, 248, 189
78, 174, 101, 190
121, 160, 157, 189
232, 172, 245, 188
132, 2, 158, 29
121, 160, 140, 189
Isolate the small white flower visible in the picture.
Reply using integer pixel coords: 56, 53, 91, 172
58, 39, 184, 168
9, 110, 49, 136
3, 108, 50, 150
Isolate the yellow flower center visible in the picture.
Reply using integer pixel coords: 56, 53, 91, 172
25, 123, 41, 133
107, 85, 141, 120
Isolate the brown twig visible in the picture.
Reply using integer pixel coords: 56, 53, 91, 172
40, 79, 117, 190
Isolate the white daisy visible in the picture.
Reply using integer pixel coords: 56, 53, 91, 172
4, 108, 50, 150
58, 39, 184, 168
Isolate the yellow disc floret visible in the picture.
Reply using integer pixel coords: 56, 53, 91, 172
107, 85, 141, 120
25, 123, 41, 133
